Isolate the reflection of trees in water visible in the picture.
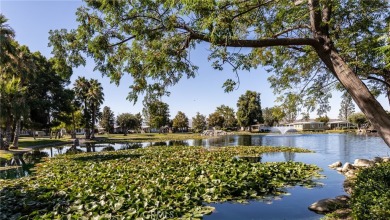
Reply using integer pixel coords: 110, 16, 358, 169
152, 141, 167, 146
0, 153, 36, 179
102, 146, 115, 151
66, 147, 84, 155
23, 150, 49, 164
192, 139, 203, 146
119, 143, 143, 150
0, 166, 32, 179
54, 146, 64, 155
85, 143, 97, 152
283, 152, 296, 161
237, 135, 252, 146
167, 140, 188, 146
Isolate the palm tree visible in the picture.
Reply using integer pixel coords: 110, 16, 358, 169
0, 14, 15, 65
87, 79, 104, 139
74, 77, 91, 139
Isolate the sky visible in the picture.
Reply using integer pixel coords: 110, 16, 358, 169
2, 0, 389, 120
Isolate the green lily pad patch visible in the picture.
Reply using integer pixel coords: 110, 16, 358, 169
0, 146, 321, 219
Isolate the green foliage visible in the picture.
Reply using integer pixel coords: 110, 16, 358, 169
116, 113, 141, 135
48, 1, 390, 147
99, 106, 115, 133
207, 112, 224, 129
348, 112, 368, 128
236, 90, 263, 129
338, 92, 355, 120
351, 162, 390, 219
0, 146, 321, 219
73, 77, 105, 138
192, 112, 207, 133
263, 107, 285, 126
172, 111, 189, 132
216, 105, 238, 129
143, 99, 170, 129
315, 116, 329, 124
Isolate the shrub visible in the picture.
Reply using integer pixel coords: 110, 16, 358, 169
351, 162, 390, 219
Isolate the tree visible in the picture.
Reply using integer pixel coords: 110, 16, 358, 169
216, 105, 237, 130
236, 90, 263, 131
49, 1, 390, 147
339, 92, 355, 120
87, 79, 104, 139
192, 112, 207, 133
73, 77, 104, 139
172, 111, 189, 132
316, 116, 330, 125
116, 113, 138, 136
348, 112, 368, 129
207, 112, 224, 130
100, 106, 114, 134
271, 106, 286, 126
73, 77, 91, 139
263, 107, 283, 127
0, 14, 15, 65
143, 99, 170, 131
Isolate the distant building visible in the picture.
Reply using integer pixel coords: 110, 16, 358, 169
327, 120, 356, 130
286, 121, 325, 132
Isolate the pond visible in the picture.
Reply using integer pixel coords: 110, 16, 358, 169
1, 133, 390, 219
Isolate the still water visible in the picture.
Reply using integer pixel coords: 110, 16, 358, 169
2, 134, 390, 219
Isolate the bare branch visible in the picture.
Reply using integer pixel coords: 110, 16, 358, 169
272, 25, 311, 38
367, 76, 390, 88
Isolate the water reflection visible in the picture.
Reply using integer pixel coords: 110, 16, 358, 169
0, 150, 48, 179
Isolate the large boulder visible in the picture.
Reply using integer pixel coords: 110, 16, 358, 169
308, 195, 350, 214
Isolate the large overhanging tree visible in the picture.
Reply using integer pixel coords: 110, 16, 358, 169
49, 0, 390, 146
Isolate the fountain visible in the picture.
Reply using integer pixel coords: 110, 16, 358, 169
270, 126, 298, 135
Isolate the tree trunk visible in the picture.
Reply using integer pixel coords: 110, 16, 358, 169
91, 106, 96, 139
12, 118, 21, 149
317, 48, 390, 147
71, 111, 76, 139
5, 115, 12, 148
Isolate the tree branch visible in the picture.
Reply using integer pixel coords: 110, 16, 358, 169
272, 24, 311, 38
232, 0, 274, 21
109, 36, 136, 47
178, 24, 319, 48
308, 0, 322, 36
367, 76, 390, 88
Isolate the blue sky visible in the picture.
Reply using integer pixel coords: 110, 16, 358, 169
2, 0, 389, 120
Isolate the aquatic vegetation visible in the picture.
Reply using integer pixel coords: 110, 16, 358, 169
0, 146, 321, 219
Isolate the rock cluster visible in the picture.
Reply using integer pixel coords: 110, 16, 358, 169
308, 156, 390, 215
327, 157, 390, 178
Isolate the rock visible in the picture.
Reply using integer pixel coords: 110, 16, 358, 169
308, 195, 349, 214
382, 157, 390, 162
343, 179, 354, 195
344, 170, 356, 178
353, 159, 374, 167
336, 167, 343, 172
342, 162, 354, 173
329, 161, 342, 168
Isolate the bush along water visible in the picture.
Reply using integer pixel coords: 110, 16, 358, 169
0, 146, 321, 219
351, 162, 390, 219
